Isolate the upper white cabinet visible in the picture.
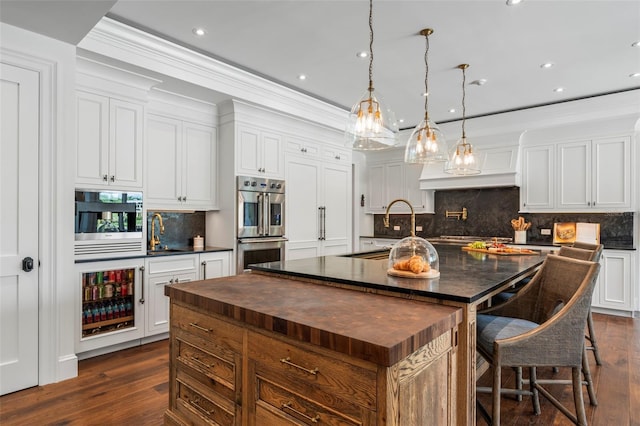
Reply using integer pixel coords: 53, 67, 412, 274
76, 91, 144, 189
146, 90, 218, 210
76, 57, 159, 190
520, 144, 555, 211
236, 124, 284, 178
366, 149, 435, 214
521, 135, 633, 212
557, 137, 631, 211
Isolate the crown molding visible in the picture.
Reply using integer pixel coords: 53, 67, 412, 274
78, 17, 348, 131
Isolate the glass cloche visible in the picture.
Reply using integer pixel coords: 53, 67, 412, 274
387, 236, 440, 278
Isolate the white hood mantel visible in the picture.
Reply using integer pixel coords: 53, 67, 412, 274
419, 132, 521, 190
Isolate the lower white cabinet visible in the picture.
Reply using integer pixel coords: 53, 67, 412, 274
359, 237, 400, 252
199, 251, 232, 279
145, 255, 199, 335
592, 250, 636, 315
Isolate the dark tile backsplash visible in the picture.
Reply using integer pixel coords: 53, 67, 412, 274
147, 211, 206, 249
373, 187, 635, 249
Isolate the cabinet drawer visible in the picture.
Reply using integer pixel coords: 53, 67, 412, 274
175, 376, 236, 425
177, 337, 236, 393
147, 255, 198, 275
248, 331, 377, 411
172, 304, 243, 354
255, 376, 372, 426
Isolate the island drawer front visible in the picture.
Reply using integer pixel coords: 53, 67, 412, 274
176, 337, 236, 390
172, 303, 243, 353
254, 375, 373, 426
175, 376, 236, 426
247, 331, 377, 411
176, 350, 237, 403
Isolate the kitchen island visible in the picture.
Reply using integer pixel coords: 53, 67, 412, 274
164, 273, 462, 425
250, 244, 546, 425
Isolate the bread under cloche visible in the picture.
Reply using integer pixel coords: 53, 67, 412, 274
387, 236, 440, 278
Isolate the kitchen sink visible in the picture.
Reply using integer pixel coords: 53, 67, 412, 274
147, 248, 190, 255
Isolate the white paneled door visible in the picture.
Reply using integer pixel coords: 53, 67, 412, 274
0, 63, 40, 395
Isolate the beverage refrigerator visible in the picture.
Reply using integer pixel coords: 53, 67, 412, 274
76, 258, 145, 354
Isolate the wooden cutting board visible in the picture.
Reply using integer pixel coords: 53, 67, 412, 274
387, 268, 440, 279
462, 246, 538, 256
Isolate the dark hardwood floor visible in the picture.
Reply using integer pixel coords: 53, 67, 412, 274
0, 313, 638, 425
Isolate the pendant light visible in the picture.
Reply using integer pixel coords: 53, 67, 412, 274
345, 0, 398, 151
445, 64, 481, 175
405, 28, 448, 164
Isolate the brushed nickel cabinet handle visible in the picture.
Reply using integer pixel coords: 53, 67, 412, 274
138, 265, 145, 304
189, 322, 212, 333
110, 175, 115, 182
103, 174, 108, 181
281, 401, 320, 423
280, 357, 318, 375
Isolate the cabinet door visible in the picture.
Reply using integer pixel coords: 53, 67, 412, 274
592, 137, 631, 209
385, 162, 404, 212
146, 115, 182, 207
594, 251, 632, 312
110, 99, 144, 188
147, 270, 197, 335
367, 164, 386, 212
182, 122, 217, 209
404, 163, 434, 213
236, 125, 261, 176
321, 163, 351, 256
520, 145, 555, 211
557, 140, 590, 210
261, 131, 284, 178
285, 154, 321, 260
200, 252, 231, 279
76, 91, 109, 186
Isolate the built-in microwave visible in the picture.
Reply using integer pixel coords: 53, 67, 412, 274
74, 190, 144, 259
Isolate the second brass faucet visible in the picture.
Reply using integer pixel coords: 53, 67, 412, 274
445, 207, 468, 221
384, 199, 416, 237
150, 213, 165, 251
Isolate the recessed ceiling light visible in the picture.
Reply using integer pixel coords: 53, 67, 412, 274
356, 51, 368, 58
506, 0, 523, 5
421, 92, 428, 97
553, 87, 564, 93
192, 27, 207, 37
449, 108, 456, 113
398, 118, 405, 123
630, 72, 640, 78
540, 62, 554, 69
632, 41, 640, 47
297, 74, 307, 81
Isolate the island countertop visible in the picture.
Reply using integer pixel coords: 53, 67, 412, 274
249, 244, 545, 304
165, 273, 461, 366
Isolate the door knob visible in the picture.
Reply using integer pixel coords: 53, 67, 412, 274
22, 256, 34, 272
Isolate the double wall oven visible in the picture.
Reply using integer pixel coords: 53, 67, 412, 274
236, 176, 286, 273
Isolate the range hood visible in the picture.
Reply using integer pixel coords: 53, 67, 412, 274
419, 132, 521, 190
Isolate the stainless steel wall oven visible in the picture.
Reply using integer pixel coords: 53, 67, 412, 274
236, 176, 286, 273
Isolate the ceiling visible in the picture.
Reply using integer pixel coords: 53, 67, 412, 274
2, 0, 639, 130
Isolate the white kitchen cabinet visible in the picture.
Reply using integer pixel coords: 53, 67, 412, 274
557, 137, 632, 211
520, 144, 555, 212
199, 251, 232, 279
592, 249, 635, 315
236, 124, 284, 178
76, 91, 144, 189
145, 255, 199, 335
367, 160, 434, 214
285, 151, 352, 260
146, 114, 218, 210
359, 237, 400, 252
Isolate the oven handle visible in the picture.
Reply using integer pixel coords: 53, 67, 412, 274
257, 193, 264, 236
238, 237, 288, 244
264, 192, 271, 236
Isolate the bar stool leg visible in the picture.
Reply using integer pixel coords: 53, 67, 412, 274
586, 309, 602, 365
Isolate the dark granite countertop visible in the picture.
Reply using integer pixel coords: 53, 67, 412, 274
250, 245, 545, 304
74, 246, 233, 264
166, 274, 462, 366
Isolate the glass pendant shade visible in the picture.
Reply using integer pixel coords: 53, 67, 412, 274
346, 87, 398, 150
444, 63, 481, 175
405, 113, 448, 163
444, 136, 481, 175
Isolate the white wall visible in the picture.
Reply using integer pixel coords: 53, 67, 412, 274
0, 23, 77, 384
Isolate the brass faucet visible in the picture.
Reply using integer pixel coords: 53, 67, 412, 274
150, 213, 165, 251
445, 207, 468, 221
383, 199, 416, 237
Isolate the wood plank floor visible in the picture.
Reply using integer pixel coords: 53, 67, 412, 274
0, 313, 638, 425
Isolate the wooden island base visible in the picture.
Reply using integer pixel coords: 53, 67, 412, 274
163, 274, 462, 425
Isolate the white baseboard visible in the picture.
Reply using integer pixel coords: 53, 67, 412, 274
57, 353, 78, 382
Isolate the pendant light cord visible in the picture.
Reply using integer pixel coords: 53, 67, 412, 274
423, 33, 430, 116
368, 0, 374, 91
461, 65, 467, 139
